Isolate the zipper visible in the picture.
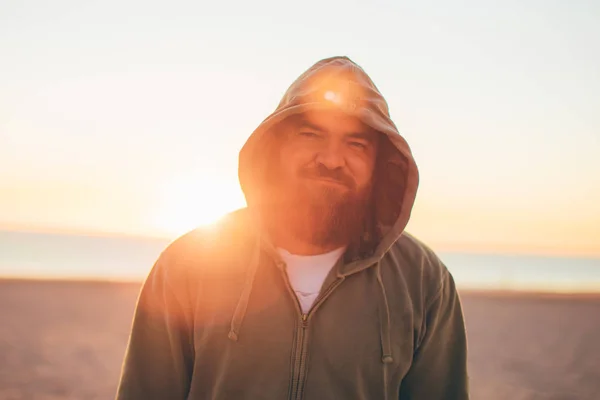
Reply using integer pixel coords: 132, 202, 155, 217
285, 274, 345, 400
282, 271, 306, 400
293, 314, 309, 400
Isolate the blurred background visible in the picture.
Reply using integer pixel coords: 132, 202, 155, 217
1, 0, 599, 399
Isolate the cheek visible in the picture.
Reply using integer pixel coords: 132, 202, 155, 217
280, 146, 315, 175
347, 153, 376, 188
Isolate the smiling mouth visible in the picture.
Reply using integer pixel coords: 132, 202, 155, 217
306, 177, 348, 188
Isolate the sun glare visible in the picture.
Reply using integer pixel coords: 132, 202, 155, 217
152, 177, 246, 237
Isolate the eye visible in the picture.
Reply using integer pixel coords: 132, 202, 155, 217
299, 131, 319, 138
348, 141, 367, 150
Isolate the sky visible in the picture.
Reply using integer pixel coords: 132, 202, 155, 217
1, 0, 599, 257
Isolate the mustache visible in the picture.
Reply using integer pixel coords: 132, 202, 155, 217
299, 164, 355, 189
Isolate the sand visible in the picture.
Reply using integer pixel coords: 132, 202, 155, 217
0, 280, 599, 400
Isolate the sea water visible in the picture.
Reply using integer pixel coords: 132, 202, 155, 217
1, 230, 599, 292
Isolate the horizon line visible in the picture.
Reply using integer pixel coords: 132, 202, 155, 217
2, 223, 599, 260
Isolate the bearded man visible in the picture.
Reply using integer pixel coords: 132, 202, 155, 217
116, 56, 469, 400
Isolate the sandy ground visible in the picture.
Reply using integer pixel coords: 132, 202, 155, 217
0, 280, 599, 400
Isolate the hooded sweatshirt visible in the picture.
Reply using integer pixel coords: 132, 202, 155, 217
116, 56, 469, 400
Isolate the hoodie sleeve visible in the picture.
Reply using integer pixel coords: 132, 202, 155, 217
115, 253, 195, 400
399, 267, 469, 400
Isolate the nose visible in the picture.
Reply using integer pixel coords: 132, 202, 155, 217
315, 141, 345, 170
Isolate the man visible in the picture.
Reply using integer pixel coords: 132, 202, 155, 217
116, 56, 469, 399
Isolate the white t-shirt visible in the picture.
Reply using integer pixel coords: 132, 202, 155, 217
277, 247, 346, 314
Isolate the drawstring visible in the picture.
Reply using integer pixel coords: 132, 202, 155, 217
229, 240, 393, 397
376, 261, 393, 400
228, 234, 262, 342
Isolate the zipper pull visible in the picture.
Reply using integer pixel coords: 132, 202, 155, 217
301, 314, 308, 328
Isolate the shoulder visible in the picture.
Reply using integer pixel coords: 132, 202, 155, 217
165, 207, 253, 254
155, 208, 256, 281
385, 231, 451, 303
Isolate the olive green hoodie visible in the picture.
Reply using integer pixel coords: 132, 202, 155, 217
116, 56, 469, 400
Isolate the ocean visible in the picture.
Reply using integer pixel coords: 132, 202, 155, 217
1, 230, 599, 292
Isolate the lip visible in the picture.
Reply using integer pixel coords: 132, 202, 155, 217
305, 177, 348, 188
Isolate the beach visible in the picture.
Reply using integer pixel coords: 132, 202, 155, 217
0, 279, 599, 400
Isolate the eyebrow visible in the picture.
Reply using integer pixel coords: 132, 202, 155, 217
297, 120, 325, 133
297, 119, 377, 142
347, 131, 377, 142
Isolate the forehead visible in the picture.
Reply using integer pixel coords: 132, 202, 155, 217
292, 110, 378, 140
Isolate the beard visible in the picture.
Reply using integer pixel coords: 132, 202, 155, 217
262, 164, 372, 248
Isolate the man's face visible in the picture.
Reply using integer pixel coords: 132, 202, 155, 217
266, 110, 379, 248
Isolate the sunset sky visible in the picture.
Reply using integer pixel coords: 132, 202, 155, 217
1, 1, 599, 257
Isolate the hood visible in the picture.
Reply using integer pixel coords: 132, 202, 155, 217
238, 56, 419, 266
